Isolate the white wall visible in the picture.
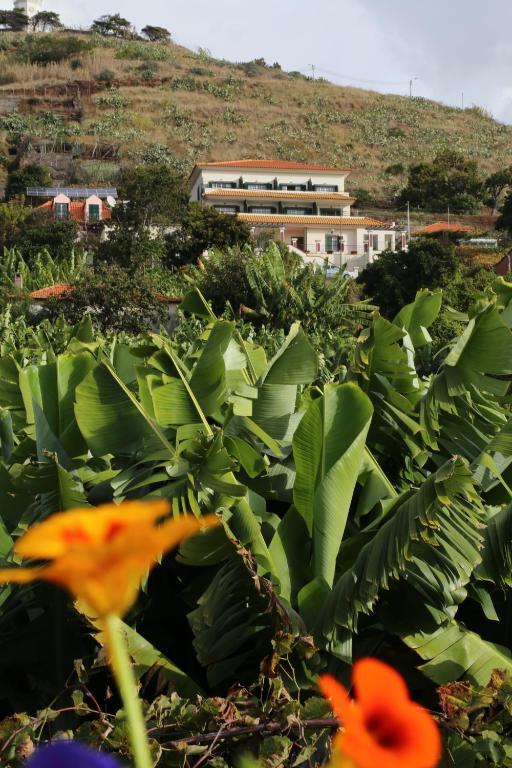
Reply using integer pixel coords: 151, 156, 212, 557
190, 167, 349, 200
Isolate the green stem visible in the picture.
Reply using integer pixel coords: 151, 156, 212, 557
103, 614, 153, 768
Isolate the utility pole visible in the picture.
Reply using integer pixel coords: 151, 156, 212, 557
409, 76, 418, 97
309, 64, 316, 82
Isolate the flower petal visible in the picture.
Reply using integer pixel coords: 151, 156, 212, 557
15, 500, 171, 559
318, 674, 352, 721
0, 567, 44, 584
352, 658, 409, 710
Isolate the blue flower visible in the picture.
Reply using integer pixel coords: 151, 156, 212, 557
27, 742, 122, 768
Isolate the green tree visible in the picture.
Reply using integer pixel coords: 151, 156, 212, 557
141, 25, 171, 42
496, 189, 512, 234
397, 150, 483, 213
0, 8, 28, 30
96, 222, 165, 274
484, 167, 512, 214
358, 238, 461, 318
166, 203, 251, 265
0, 199, 30, 247
90, 13, 134, 38
17, 213, 78, 262
116, 163, 188, 228
30, 11, 62, 31
63, 263, 165, 333
5, 163, 52, 199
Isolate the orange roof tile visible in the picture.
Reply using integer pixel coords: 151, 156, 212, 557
29, 284, 181, 303
237, 213, 386, 227
204, 188, 355, 202
197, 159, 352, 173
414, 221, 476, 234
29, 283, 72, 300
35, 200, 112, 223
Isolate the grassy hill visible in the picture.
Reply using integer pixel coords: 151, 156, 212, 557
0, 31, 511, 209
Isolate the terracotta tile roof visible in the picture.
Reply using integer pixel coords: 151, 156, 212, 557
29, 283, 72, 300
197, 159, 352, 173
29, 284, 182, 303
203, 188, 355, 202
237, 213, 387, 227
35, 200, 112, 223
154, 293, 183, 304
414, 221, 476, 234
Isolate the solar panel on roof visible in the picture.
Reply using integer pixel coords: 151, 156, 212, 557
26, 187, 118, 198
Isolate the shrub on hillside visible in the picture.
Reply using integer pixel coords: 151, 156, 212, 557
16, 35, 91, 65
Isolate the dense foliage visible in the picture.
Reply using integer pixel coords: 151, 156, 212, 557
2, 272, 512, 765
358, 237, 496, 355
397, 150, 483, 213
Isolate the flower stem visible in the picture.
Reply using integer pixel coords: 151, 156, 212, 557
103, 613, 153, 768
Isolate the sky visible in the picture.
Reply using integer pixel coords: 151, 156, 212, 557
48, 0, 512, 123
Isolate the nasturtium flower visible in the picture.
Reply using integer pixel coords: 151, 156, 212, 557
0, 501, 219, 618
319, 658, 441, 768
27, 742, 122, 768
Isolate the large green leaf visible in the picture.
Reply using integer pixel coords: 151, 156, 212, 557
75, 362, 173, 457
393, 290, 442, 348
293, 383, 373, 586
19, 353, 96, 460
188, 556, 277, 688
96, 621, 203, 698
402, 621, 512, 685
263, 323, 318, 385
319, 458, 484, 640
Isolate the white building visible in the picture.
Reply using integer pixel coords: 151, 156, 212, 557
189, 159, 405, 273
14, 0, 43, 17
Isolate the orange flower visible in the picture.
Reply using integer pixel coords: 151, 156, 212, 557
0, 501, 219, 618
319, 658, 441, 768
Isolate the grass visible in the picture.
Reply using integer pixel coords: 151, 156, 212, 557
0, 31, 511, 202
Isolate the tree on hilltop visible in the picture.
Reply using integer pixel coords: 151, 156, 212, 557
31, 11, 63, 32
397, 150, 483, 214
90, 14, 134, 38
141, 25, 171, 42
0, 8, 28, 30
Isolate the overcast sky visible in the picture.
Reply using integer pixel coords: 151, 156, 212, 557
48, 0, 512, 123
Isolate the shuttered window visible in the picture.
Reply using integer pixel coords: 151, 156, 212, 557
325, 234, 340, 252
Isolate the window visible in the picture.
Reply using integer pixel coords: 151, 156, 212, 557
284, 207, 313, 215
371, 234, 379, 250
209, 181, 237, 189
319, 208, 342, 216
314, 184, 338, 192
54, 202, 69, 220
246, 183, 271, 190
88, 204, 100, 222
325, 234, 340, 252
279, 183, 307, 191
214, 205, 239, 213
384, 234, 393, 250
248, 206, 276, 214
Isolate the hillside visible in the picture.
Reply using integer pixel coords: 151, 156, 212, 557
0, 30, 511, 207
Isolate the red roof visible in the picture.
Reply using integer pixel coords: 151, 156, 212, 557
29, 284, 182, 303
414, 221, 476, 234
197, 159, 352, 172
29, 283, 72, 299
36, 200, 112, 223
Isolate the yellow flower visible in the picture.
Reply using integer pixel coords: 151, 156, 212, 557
0, 501, 219, 618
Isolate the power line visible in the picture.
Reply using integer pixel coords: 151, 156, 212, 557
299, 65, 411, 87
